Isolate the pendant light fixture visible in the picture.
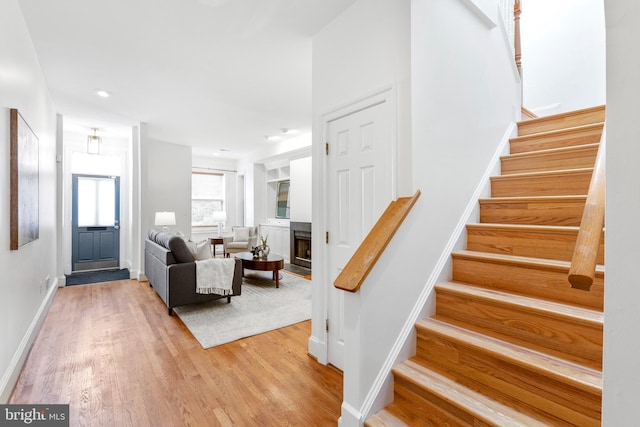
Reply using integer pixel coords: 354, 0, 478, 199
87, 128, 101, 154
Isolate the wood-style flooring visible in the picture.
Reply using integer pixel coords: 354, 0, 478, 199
10, 279, 342, 426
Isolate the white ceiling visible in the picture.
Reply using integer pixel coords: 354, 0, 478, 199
17, 0, 357, 158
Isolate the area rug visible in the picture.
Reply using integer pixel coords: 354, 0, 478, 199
173, 271, 311, 349
65, 268, 130, 286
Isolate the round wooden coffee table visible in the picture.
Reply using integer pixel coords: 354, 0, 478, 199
235, 252, 285, 288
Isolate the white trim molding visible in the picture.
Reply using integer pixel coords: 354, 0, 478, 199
309, 85, 399, 366
0, 279, 58, 402
458, 0, 498, 28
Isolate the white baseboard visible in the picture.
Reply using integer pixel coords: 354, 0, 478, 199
308, 335, 328, 365
0, 279, 58, 403
338, 402, 362, 427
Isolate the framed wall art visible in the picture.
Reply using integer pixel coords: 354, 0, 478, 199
10, 108, 39, 250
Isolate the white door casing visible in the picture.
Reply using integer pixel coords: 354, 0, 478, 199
325, 92, 394, 370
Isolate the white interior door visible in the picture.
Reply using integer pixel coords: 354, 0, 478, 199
326, 100, 392, 370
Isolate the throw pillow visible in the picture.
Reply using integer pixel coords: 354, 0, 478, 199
168, 236, 195, 263
234, 227, 250, 242
194, 240, 212, 260
184, 239, 197, 257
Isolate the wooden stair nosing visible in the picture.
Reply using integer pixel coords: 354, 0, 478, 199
364, 410, 409, 427
435, 281, 603, 327
500, 143, 599, 174
501, 143, 600, 162
468, 222, 582, 234
451, 250, 604, 311
415, 319, 603, 396
434, 282, 604, 367
479, 195, 588, 204
511, 122, 604, 145
452, 250, 605, 277
516, 105, 606, 136
491, 167, 593, 181
490, 169, 592, 197
516, 105, 605, 127
465, 223, 605, 264
392, 360, 550, 427
479, 195, 587, 226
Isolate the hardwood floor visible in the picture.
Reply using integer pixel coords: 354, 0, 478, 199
10, 279, 342, 426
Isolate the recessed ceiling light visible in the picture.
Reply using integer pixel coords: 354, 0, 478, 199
94, 89, 111, 98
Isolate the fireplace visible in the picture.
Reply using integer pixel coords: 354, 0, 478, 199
290, 221, 311, 269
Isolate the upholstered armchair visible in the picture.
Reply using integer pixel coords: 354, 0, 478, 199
224, 226, 258, 257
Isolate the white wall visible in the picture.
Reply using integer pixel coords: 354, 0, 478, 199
0, 0, 59, 402
602, 0, 640, 423
311, 0, 520, 423
310, 0, 412, 424
336, 0, 520, 422
139, 128, 192, 274
521, 0, 606, 114
289, 157, 312, 222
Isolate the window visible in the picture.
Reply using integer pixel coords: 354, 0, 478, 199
276, 180, 290, 219
192, 172, 225, 227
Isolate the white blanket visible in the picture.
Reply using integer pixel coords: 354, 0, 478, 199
195, 258, 236, 295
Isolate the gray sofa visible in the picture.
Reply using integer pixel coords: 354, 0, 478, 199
145, 231, 242, 315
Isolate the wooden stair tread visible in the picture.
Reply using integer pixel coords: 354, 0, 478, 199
511, 122, 604, 142
436, 281, 603, 325
468, 222, 581, 233
479, 196, 588, 227
393, 360, 549, 427
479, 195, 587, 203
517, 105, 605, 136
509, 123, 604, 155
491, 168, 593, 197
416, 319, 602, 395
364, 410, 408, 427
492, 167, 593, 181
516, 105, 605, 127
452, 250, 605, 274
501, 142, 599, 161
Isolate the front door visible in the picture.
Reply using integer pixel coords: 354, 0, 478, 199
72, 174, 120, 271
326, 100, 392, 369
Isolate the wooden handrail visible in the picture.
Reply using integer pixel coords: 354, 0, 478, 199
568, 125, 606, 290
334, 190, 421, 293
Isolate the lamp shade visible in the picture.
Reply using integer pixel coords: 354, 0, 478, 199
212, 211, 227, 223
155, 211, 176, 227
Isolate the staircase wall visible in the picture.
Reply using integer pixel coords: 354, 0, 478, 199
337, 1, 523, 425
602, 0, 640, 423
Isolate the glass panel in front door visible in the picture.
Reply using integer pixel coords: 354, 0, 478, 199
77, 177, 116, 227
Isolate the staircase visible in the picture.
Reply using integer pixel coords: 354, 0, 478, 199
366, 105, 606, 426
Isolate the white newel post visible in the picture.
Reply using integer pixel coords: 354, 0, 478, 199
339, 291, 364, 427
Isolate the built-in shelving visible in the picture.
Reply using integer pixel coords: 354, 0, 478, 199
266, 165, 290, 183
